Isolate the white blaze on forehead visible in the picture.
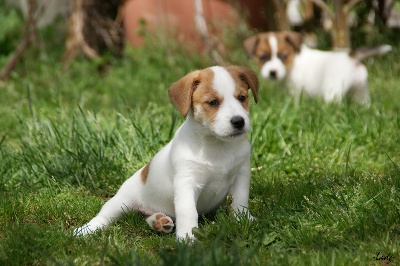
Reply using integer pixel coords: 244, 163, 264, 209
268, 34, 278, 57
210, 66, 235, 96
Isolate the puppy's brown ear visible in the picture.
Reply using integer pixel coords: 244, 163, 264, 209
243, 35, 259, 58
284, 31, 302, 53
226, 66, 259, 103
168, 70, 200, 117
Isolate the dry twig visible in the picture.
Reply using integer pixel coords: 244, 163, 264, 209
63, 0, 99, 64
193, 0, 226, 65
312, 0, 363, 50
0, 0, 49, 81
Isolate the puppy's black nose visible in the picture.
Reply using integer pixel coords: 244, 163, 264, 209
230, 116, 245, 129
269, 70, 277, 79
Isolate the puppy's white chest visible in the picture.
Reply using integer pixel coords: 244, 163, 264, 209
192, 151, 245, 212
195, 166, 234, 212
196, 161, 235, 185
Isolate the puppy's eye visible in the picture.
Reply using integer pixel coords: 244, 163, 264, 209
278, 53, 287, 61
208, 100, 219, 106
238, 95, 246, 103
259, 53, 270, 62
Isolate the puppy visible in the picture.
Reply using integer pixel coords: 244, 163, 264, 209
73, 66, 259, 241
244, 31, 391, 104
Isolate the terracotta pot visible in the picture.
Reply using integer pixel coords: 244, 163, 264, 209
123, 0, 269, 50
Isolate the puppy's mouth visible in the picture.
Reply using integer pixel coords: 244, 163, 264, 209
222, 130, 246, 139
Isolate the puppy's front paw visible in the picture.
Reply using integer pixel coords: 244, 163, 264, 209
145, 213, 174, 233
73, 223, 99, 236
247, 213, 256, 221
233, 210, 256, 222
176, 232, 195, 243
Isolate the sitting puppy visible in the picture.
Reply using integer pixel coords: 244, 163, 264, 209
74, 66, 258, 241
244, 31, 391, 104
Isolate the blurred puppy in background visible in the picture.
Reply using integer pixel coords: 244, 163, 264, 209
244, 31, 392, 105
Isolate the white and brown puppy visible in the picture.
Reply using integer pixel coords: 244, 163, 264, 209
74, 66, 258, 241
244, 31, 391, 104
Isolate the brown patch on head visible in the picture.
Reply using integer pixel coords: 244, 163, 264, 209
244, 32, 273, 67
244, 31, 302, 69
225, 66, 259, 108
169, 70, 202, 117
274, 31, 301, 69
281, 31, 302, 52
243, 35, 261, 58
141, 161, 151, 184
191, 68, 224, 123
169, 68, 221, 123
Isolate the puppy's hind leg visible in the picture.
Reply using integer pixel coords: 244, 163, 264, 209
350, 65, 370, 107
74, 174, 142, 236
74, 195, 132, 236
349, 83, 370, 107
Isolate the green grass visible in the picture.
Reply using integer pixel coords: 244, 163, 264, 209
1, 11, 400, 266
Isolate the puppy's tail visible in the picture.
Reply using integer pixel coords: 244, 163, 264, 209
350, 45, 392, 61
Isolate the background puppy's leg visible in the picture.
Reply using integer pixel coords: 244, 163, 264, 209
323, 92, 342, 104
349, 76, 370, 106
349, 64, 370, 106
351, 84, 370, 107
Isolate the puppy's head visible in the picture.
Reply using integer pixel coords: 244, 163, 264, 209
243, 31, 302, 81
169, 66, 258, 141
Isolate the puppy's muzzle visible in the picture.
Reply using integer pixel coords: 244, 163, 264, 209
230, 116, 245, 129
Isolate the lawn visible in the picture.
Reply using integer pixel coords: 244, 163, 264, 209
1, 10, 400, 266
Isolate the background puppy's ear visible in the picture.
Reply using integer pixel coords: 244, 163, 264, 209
226, 66, 259, 103
243, 35, 259, 58
168, 71, 200, 117
284, 31, 302, 53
